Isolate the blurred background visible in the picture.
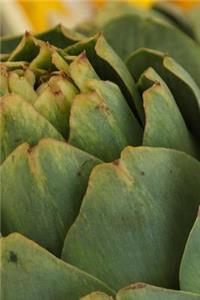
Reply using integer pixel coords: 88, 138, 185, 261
1, 0, 200, 36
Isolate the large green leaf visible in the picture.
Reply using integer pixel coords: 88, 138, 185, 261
117, 283, 200, 299
1, 139, 100, 255
1, 233, 114, 300
91, 2, 172, 30
0, 94, 63, 163
75, 1, 175, 37
137, 67, 199, 159
152, 2, 193, 37
66, 34, 143, 122
69, 80, 142, 161
102, 15, 200, 88
179, 208, 200, 294
62, 147, 200, 290
126, 48, 200, 138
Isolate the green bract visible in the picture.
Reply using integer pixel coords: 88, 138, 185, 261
180, 209, 200, 294
0, 2, 200, 300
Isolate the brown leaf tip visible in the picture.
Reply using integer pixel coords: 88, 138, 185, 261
122, 282, 147, 292
154, 80, 161, 86
79, 51, 87, 60
113, 160, 120, 166
25, 31, 31, 38
132, 282, 147, 289
27, 144, 37, 154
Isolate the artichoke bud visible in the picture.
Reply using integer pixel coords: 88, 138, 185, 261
69, 51, 100, 92
34, 73, 78, 138
0, 64, 37, 102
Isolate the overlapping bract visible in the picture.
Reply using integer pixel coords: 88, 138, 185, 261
0, 3, 200, 300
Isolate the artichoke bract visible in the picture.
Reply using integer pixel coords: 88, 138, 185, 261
0, 2, 200, 300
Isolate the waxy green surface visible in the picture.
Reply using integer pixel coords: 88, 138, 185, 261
35, 74, 78, 138
69, 80, 142, 161
1, 233, 114, 300
0, 94, 63, 163
137, 67, 199, 158
66, 34, 143, 121
69, 52, 100, 92
127, 48, 200, 137
117, 284, 200, 300
180, 210, 200, 294
1, 139, 100, 255
82, 284, 200, 300
103, 15, 200, 88
153, 2, 193, 37
63, 147, 200, 290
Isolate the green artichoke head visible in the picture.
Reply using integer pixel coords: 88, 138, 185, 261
0, 3, 200, 300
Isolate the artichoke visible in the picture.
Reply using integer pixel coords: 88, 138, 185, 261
1, 3, 200, 300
